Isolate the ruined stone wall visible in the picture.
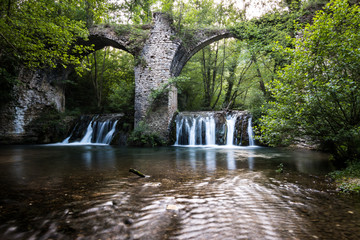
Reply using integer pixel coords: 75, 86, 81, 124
0, 67, 69, 144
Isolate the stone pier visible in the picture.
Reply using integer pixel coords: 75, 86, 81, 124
134, 13, 179, 138
0, 12, 234, 143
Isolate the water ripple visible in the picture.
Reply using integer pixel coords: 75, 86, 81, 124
1, 170, 360, 240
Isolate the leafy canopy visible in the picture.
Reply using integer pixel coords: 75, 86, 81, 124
0, 0, 108, 70
259, 0, 360, 162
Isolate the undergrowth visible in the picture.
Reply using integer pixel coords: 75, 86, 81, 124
328, 161, 360, 193
127, 121, 165, 147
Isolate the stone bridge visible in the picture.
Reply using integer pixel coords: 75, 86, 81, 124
0, 12, 235, 143
88, 12, 234, 139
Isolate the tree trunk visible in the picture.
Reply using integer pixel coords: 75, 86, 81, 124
212, 40, 226, 109
251, 54, 267, 96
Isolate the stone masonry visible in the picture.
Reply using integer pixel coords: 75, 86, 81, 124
89, 12, 234, 139
134, 13, 179, 138
0, 12, 234, 143
130, 13, 234, 139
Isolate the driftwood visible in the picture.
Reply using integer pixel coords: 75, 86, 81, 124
129, 168, 146, 177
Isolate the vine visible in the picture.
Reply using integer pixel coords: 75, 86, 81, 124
149, 76, 189, 102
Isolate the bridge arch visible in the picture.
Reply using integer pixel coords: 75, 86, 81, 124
83, 13, 238, 140
171, 30, 235, 77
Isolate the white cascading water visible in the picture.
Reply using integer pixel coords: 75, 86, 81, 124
174, 116, 184, 145
247, 117, 255, 146
174, 112, 255, 147
103, 120, 118, 144
196, 118, 203, 145
95, 121, 109, 143
13, 106, 26, 134
174, 114, 218, 146
63, 119, 118, 145
62, 136, 70, 144
80, 121, 94, 143
225, 114, 237, 146
205, 116, 216, 145
189, 118, 196, 145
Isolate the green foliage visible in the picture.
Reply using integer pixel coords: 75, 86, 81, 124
111, 24, 150, 53
230, 9, 301, 58
0, 55, 19, 108
149, 76, 189, 102
328, 161, 360, 193
259, 0, 360, 162
127, 121, 165, 147
276, 163, 284, 173
26, 106, 69, 143
114, 0, 155, 24
0, 0, 109, 71
66, 48, 135, 114
106, 51, 135, 114
112, 0, 241, 33
176, 4, 303, 112
283, 0, 302, 11
301, 0, 330, 10
244, 88, 267, 121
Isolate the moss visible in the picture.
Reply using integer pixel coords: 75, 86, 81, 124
134, 56, 147, 68
110, 24, 151, 54
167, 111, 178, 145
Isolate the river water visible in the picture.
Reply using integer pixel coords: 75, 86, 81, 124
0, 145, 359, 239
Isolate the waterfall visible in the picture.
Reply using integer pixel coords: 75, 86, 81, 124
247, 117, 255, 146
94, 120, 118, 144
13, 107, 26, 134
205, 116, 216, 145
225, 114, 237, 146
174, 113, 216, 146
103, 120, 118, 144
80, 121, 94, 143
61, 115, 121, 145
174, 111, 255, 147
189, 118, 196, 145
62, 136, 70, 144
174, 115, 184, 145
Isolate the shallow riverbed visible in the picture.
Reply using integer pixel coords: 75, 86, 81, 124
0, 145, 359, 239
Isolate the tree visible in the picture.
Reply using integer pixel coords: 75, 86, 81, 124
0, 0, 108, 70
86, 47, 109, 109
259, 0, 360, 163
65, 48, 135, 114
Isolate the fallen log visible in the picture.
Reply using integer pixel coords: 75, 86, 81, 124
129, 168, 146, 177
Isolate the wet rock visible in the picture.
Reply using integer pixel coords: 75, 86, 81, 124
123, 218, 134, 225
0, 67, 70, 144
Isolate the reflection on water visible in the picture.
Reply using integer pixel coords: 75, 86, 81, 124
205, 150, 216, 171
226, 151, 235, 170
0, 145, 359, 239
248, 149, 254, 170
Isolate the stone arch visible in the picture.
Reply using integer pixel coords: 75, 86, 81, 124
85, 14, 238, 140
88, 30, 132, 54
171, 29, 235, 77
85, 25, 150, 56
0, 12, 244, 143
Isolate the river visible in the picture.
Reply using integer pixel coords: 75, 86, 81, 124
0, 145, 359, 239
